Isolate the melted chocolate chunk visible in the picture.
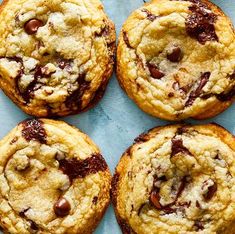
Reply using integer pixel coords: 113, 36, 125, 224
167, 47, 183, 62
134, 132, 149, 143
57, 153, 107, 182
171, 138, 192, 157
20, 65, 46, 102
185, 1, 218, 44
141, 9, 158, 21
65, 73, 90, 110
147, 63, 165, 79
185, 72, 210, 107
216, 87, 235, 102
54, 197, 71, 217
150, 189, 176, 213
24, 19, 43, 35
29, 220, 39, 230
21, 119, 46, 144
123, 31, 133, 48
150, 175, 189, 213
111, 173, 120, 207
194, 220, 204, 231
203, 181, 217, 201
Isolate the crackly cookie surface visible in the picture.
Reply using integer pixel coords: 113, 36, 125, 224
112, 124, 235, 234
0, 0, 115, 117
0, 119, 111, 234
117, 0, 235, 120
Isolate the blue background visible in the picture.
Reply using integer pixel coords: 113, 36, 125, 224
0, 0, 234, 233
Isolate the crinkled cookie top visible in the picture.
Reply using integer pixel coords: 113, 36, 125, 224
0, 0, 115, 117
117, 0, 235, 120
112, 124, 235, 234
0, 119, 111, 234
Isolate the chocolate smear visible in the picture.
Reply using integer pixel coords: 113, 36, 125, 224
171, 138, 192, 157
65, 73, 90, 111
185, 72, 210, 107
123, 31, 133, 49
57, 153, 107, 182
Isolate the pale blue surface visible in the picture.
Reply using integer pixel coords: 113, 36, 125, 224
0, 0, 234, 233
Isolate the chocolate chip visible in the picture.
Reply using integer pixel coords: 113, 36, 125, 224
171, 138, 192, 157
167, 47, 183, 62
185, 72, 210, 107
21, 119, 46, 144
147, 63, 165, 79
141, 9, 158, 21
54, 197, 71, 217
24, 19, 43, 35
57, 153, 107, 182
185, 1, 218, 44
203, 182, 217, 201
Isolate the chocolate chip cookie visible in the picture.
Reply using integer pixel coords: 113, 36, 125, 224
0, 119, 111, 233
112, 124, 235, 233
0, 0, 115, 117
117, 0, 235, 120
